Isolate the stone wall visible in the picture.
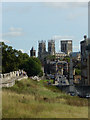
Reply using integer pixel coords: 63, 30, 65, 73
0, 70, 28, 87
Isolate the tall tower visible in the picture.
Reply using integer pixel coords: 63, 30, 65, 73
38, 40, 46, 59
48, 40, 55, 55
30, 47, 36, 57
61, 40, 72, 55
80, 35, 90, 86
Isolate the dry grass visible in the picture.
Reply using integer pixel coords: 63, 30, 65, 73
2, 78, 88, 118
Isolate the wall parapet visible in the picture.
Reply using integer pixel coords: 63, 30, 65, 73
0, 70, 28, 87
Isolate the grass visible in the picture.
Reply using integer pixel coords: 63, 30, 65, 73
2, 78, 88, 118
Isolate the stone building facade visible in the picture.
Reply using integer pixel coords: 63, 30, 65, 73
44, 60, 68, 76
38, 40, 48, 62
61, 40, 72, 55
80, 35, 90, 86
71, 52, 81, 61
38, 40, 55, 62
55, 52, 67, 60
30, 47, 36, 57
48, 40, 55, 55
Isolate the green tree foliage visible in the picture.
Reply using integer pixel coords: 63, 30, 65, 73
73, 61, 81, 75
2, 42, 43, 77
45, 55, 56, 61
20, 57, 43, 77
2, 42, 29, 73
75, 68, 81, 75
75, 62, 81, 69
63, 56, 70, 63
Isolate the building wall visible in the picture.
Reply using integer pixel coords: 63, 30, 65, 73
74, 75, 81, 84
80, 40, 87, 85
38, 41, 46, 60
71, 52, 81, 61
80, 36, 90, 86
87, 53, 90, 85
61, 40, 72, 55
30, 49, 36, 57
48, 40, 55, 55
44, 60, 68, 76
39, 42, 46, 53
55, 53, 67, 59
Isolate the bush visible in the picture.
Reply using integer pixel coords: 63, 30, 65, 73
21, 57, 43, 77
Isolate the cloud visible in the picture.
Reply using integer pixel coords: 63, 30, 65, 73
28, 50, 30, 55
9, 27, 23, 32
2, 27, 24, 38
0, 39, 11, 43
18, 49, 25, 53
51, 35, 74, 40
18, 49, 30, 55
3, 32, 23, 37
43, 2, 88, 9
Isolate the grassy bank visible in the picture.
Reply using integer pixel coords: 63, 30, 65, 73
2, 78, 88, 118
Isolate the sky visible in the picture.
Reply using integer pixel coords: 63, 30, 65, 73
1, 2, 88, 56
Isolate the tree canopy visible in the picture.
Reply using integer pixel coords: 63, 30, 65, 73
63, 56, 70, 63
2, 42, 43, 77
45, 55, 56, 61
20, 57, 43, 77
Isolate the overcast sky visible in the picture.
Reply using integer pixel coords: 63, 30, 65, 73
1, 2, 88, 56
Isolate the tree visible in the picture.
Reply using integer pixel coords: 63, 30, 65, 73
45, 55, 56, 61
2, 42, 43, 77
63, 56, 70, 63
20, 57, 43, 77
75, 68, 81, 75
2, 42, 29, 73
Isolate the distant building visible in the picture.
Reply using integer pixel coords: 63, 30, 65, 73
55, 52, 67, 60
71, 52, 81, 61
38, 40, 55, 62
61, 40, 72, 55
57, 61, 68, 76
38, 40, 47, 61
87, 52, 90, 85
30, 47, 36, 57
80, 35, 90, 86
38, 40, 46, 57
48, 40, 55, 55
44, 60, 68, 76
74, 75, 81, 84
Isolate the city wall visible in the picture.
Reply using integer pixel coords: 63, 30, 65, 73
0, 70, 28, 87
